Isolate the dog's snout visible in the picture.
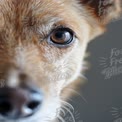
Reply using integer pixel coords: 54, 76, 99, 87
0, 86, 43, 119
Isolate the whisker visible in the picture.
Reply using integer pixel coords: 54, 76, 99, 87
57, 115, 65, 122
79, 73, 88, 80
64, 87, 88, 103
60, 100, 74, 112
59, 108, 66, 116
61, 106, 75, 122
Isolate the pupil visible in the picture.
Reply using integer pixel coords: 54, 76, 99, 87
55, 31, 65, 39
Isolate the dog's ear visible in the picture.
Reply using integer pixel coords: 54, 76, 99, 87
80, 0, 122, 25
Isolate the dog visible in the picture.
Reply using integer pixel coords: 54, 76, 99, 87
0, 0, 121, 122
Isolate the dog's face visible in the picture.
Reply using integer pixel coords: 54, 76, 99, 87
0, 0, 121, 122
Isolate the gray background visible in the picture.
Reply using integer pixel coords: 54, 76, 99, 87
71, 20, 122, 122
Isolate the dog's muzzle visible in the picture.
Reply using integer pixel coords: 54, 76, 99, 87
0, 84, 43, 120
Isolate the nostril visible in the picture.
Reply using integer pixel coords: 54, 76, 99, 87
0, 100, 12, 115
25, 92, 43, 114
27, 101, 41, 110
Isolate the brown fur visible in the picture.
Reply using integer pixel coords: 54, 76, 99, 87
0, 0, 121, 122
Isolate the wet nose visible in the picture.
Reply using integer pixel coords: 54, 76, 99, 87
0, 87, 43, 119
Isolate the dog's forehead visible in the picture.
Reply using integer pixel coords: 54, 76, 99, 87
0, 0, 66, 41
0, 0, 79, 32
0, 0, 85, 42
0, 0, 63, 23
0, 0, 66, 18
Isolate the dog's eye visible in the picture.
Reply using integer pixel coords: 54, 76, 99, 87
49, 28, 74, 46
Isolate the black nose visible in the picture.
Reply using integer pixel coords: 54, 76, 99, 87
0, 87, 43, 119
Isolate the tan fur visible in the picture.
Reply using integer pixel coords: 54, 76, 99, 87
0, 0, 121, 122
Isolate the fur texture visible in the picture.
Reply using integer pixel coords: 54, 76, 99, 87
0, 0, 121, 122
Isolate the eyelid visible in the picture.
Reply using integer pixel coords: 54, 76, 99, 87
49, 25, 76, 38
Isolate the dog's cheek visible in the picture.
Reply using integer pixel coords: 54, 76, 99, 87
58, 42, 85, 88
